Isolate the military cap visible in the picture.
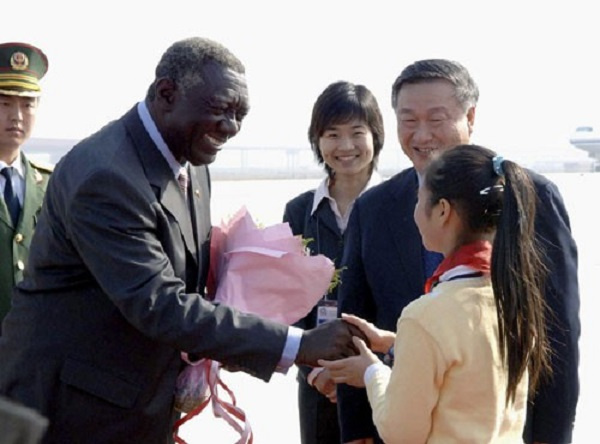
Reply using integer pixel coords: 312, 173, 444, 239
0, 42, 48, 97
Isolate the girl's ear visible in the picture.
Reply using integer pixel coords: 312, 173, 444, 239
437, 198, 453, 226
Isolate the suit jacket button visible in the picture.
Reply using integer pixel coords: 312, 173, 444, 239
14, 233, 24, 243
17, 260, 25, 270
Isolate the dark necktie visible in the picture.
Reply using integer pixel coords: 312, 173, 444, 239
2, 166, 20, 226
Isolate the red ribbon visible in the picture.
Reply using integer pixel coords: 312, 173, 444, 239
173, 359, 253, 444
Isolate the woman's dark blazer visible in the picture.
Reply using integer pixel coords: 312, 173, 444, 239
283, 189, 343, 444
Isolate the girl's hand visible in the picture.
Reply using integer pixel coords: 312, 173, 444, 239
318, 337, 379, 388
312, 368, 337, 403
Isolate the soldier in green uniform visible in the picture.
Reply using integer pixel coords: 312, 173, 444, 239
0, 42, 52, 333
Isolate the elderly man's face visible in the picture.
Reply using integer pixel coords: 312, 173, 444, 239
161, 61, 250, 166
0, 94, 38, 160
394, 79, 474, 175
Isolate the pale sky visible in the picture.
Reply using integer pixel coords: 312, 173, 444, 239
3, 0, 598, 165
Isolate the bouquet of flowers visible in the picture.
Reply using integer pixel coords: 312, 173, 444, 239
173, 206, 335, 444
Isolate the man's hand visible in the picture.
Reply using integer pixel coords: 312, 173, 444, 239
341, 313, 395, 354
295, 319, 368, 367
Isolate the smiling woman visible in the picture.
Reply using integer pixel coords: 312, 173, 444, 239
283, 80, 385, 444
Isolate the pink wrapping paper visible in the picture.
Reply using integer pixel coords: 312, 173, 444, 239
173, 206, 335, 443
207, 206, 335, 324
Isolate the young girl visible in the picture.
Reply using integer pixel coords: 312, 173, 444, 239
320, 144, 552, 443
283, 80, 384, 444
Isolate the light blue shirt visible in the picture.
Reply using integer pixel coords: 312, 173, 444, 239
137, 101, 187, 178
136, 100, 301, 373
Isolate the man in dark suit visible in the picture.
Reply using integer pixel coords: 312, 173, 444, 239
0, 42, 52, 333
336, 59, 580, 444
0, 37, 363, 444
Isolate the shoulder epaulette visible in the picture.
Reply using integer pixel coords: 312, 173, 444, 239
29, 159, 54, 173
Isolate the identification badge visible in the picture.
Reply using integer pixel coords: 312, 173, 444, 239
316, 300, 338, 325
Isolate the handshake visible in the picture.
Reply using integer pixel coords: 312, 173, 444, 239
296, 314, 397, 390
295, 317, 371, 367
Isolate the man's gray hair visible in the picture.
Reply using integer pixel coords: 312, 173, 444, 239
391, 59, 479, 112
147, 37, 245, 100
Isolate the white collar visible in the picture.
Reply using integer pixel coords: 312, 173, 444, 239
310, 171, 382, 216
438, 265, 481, 283
0, 154, 24, 179
136, 100, 187, 178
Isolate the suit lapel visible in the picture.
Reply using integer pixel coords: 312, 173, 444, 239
188, 166, 211, 245
161, 179, 198, 260
385, 170, 427, 295
123, 108, 198, 262
313, 199, 341, 238
18, 155, 45, 230
0, 194, 11, 228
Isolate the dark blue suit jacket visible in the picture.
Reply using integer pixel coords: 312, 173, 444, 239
337, 167, 580, 444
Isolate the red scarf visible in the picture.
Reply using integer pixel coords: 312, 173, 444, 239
424, 240, 492, 294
